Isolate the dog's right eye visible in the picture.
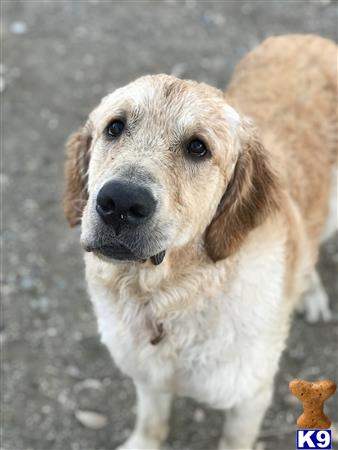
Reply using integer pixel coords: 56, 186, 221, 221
106, 120, 125, 138
186, 138, 209, 158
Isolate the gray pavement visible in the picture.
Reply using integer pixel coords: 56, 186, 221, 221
2, 1, 338, 449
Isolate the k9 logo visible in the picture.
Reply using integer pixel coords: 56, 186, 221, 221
296, 430, 332, 449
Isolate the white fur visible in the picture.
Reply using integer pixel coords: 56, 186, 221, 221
85, 223, 291, 450
223, 104, 241, 129
89, 78, 155, 131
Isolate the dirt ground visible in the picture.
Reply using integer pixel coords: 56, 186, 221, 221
2, 1, 338, 449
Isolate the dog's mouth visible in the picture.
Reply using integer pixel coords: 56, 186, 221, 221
94, 242, 138, 261
85, 241, 166, 265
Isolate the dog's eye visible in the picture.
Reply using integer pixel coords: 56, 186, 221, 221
186, 139, 208, 158
106, 120, 125, 138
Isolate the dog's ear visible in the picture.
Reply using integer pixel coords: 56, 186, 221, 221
64, 122, 92, 227
205, 122, 280, 261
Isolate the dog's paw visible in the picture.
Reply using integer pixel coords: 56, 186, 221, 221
218, 438, 254, 450
296, 270, 333, 324
299, 288, 332, 323
117, 434, 161, 450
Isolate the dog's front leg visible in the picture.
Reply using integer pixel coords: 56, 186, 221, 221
118, 382, 173, 450
218, 384, 273, 450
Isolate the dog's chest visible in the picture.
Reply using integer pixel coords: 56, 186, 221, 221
87, 242, 286, 409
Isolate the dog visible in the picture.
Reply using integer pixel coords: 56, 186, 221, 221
64, 34, 337, 449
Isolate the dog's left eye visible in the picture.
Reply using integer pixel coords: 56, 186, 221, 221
106, 120, 125, 138
186, 139, 208, 158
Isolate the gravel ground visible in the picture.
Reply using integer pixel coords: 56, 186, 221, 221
2, 1, 338, 450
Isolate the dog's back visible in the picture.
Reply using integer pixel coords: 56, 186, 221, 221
226, 34, 337, 260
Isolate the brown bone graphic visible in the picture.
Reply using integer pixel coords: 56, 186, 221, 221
289, 379, 336, 429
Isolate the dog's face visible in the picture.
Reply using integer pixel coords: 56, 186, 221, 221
64, 75, 279, 263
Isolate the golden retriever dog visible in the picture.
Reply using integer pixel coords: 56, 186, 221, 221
64, 35, 337, 449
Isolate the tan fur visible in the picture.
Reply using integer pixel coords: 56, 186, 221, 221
64, 122, 92, 227
205, 121, 281, 260
226, 34, 337, 262
225, 34, 337, 302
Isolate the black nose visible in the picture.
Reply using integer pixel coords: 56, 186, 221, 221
96, 181, 157, 231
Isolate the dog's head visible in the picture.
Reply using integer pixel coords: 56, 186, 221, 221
64, 75, 279, 264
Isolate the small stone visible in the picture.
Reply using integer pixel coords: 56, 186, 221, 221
47, 327, 57, 337
58, 390, 74, 409
48, 117, 59, 130
42, 404, 52, 414
0, 173, 10, 186
30, 296, 49, 312
10, 21, 28, 35
193, 407, 205, 423
66, 365, 81, 378
73, 331, 82, 341
203, 12, 226, 26
74, 379, 103, 392
20, 275, 35, 290
0, 77, 5, 93
74, 410, 108, 429
286, 411, 295, 424
40, 108, 52, 119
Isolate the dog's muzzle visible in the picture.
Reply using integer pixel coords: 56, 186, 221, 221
96, 180, 157, 233
85, 180, 166, 265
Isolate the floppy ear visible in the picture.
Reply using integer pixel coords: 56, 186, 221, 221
205, 122, 280, 261
63, 122, 92, 227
